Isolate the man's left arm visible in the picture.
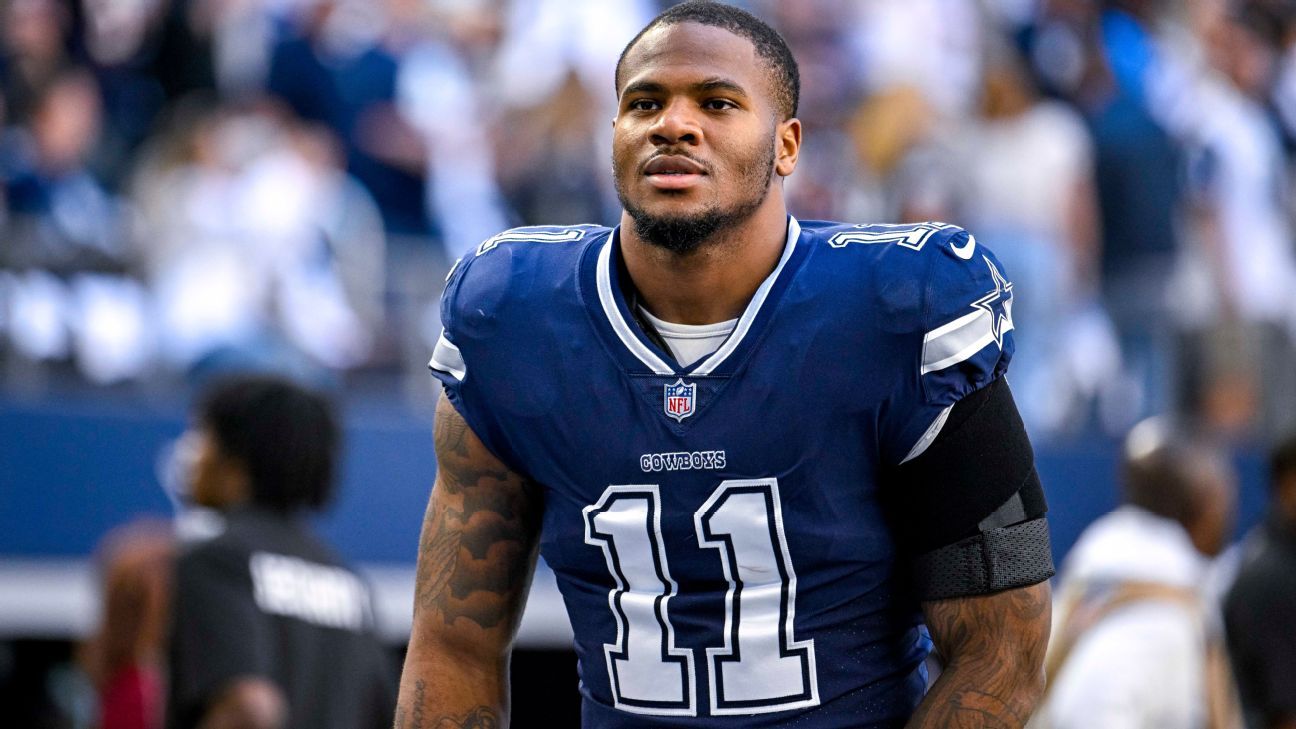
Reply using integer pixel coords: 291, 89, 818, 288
882, 377, 1055, 727
907, 583, 1051, 728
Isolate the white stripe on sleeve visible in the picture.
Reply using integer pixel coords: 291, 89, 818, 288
428, 330, 466, 381
920, 309, 1008, 375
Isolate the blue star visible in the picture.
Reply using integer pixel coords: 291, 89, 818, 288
971, 256, 1014, 348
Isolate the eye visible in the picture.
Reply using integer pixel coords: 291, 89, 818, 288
628, 98, 661, 111
702, 98, 737, 111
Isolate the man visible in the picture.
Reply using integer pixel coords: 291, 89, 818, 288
1225, 432, 1296, 729
400, 2, 1054, 727
168, 376, 395, 729
1032, 418, 1239, 728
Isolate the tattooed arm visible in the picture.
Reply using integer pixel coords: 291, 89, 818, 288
395, 396, 543, 729
906, 582, 1052, 729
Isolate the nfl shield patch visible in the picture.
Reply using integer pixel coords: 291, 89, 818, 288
663, 378, 696, 422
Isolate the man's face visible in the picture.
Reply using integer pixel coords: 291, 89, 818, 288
612, 22, 791, 254
186, 427, 247, 510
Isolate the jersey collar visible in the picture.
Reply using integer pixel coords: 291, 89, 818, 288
585, 216, 805, 377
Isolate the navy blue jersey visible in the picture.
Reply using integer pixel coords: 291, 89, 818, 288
429, 217, 1015, 728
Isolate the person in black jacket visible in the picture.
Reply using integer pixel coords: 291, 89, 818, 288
1225, 433, 1296, 729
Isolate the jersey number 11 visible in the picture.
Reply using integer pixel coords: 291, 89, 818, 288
583, 479, 820, 717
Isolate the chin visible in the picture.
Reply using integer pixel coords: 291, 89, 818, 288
636, 198, 706, 219
624, 203, 727, 255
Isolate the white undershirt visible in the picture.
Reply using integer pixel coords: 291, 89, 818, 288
638, 307, 737, 368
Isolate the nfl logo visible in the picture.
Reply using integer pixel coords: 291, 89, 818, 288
664, 378, 696, 422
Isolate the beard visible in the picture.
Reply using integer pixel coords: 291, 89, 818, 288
614, 136, 776, 255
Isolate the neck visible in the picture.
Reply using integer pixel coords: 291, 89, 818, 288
619, 188, 788, 325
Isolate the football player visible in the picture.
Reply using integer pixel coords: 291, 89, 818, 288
397, 2, 1054, 727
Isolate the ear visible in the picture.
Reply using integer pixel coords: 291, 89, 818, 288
775, 117, 801, 177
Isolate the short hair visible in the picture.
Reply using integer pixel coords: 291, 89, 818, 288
1120, 417, 1225, 527
615, 0, 800, 120
1271, 431, 1296, 490
197, 375, 340, 513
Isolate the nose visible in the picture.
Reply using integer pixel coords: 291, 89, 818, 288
649, 99, 700, 146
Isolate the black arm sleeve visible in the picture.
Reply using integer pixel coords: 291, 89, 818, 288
882, 377, 1054, 601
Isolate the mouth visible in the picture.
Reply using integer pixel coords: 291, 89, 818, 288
642, 154, 707, 191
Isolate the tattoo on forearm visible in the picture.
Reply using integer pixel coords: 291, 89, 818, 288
433, 706, 499, 729
415, 399, 542, 631
413, 680, 427, 729
395, 681, 498, 729
906, 583, 1051, 729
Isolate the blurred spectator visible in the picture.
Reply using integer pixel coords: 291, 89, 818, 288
0, 0, 1290, 438
0, 68, 156, 385
79, 0, 174, 189
768, 0, 865, 219
842, 0, 986, 224
845, 85, 945, 223
264, 0, 430, 240
852, 0, 984, 116
167, 375, 395, 729
1176, 2, 1296, 441
491, 0, 653, 228
1088, 86, 1184, 428
494, 71, 611, 227
80, 521, 175, 729
1224, 431, 1296, 729
144, 0, 220, 100
1029, 0, 1190, 431
0, 0, 74, 127
394, 17, 508, 261
1032, 418, 1241, 728
955, 44, 1112, 436
3, 68, 128, 272
131, 102, 382, 376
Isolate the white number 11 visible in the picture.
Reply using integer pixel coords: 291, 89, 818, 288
583, 478, 820, 717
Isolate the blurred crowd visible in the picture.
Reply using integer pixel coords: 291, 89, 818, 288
3, 0, 1296, 443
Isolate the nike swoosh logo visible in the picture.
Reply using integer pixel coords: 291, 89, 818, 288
950, 234, 976, 260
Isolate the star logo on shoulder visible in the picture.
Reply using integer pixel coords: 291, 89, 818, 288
971, 256, 1014, 348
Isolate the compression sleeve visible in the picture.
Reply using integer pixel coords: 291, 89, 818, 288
871, 227, 1052, 599
883, 377, 1054, 600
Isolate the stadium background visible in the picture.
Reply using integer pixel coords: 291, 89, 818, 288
2, 0, 1294, 725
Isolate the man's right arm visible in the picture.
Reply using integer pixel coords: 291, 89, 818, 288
395, 396, 543, 729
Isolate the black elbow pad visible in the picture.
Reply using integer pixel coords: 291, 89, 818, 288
883, 377, 1054, 601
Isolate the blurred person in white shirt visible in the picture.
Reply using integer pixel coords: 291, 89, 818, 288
1031, 417, 1242, 729
956, 44, 1110, 438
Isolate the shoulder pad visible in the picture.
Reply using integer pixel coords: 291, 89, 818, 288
813, 221, 1014, 404
431, 225, 607, 474
916, 226, 1015, 405
443, 224, 609, 332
